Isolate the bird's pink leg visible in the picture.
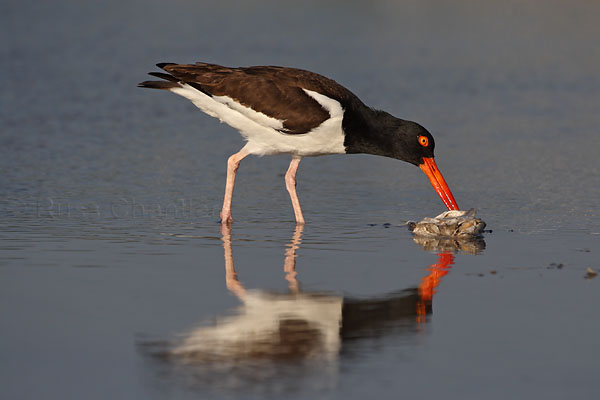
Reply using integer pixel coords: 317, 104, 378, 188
285, 156, 305, 225
220, 149, 248, 224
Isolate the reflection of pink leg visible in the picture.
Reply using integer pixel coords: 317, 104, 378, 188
285, 156, 305, 224
221, 223, 246, 299
284, 224, 304, 293
220, 150, 249, 224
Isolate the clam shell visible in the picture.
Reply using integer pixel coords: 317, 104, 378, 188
409, 208, 486, 239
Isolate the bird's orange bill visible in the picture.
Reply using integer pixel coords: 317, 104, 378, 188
419, 157, 459, 211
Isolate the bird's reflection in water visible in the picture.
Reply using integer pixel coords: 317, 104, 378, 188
173, 225, 343, 367
142, 226, 484, 394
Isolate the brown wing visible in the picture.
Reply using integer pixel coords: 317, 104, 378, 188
157, 62, 361, 134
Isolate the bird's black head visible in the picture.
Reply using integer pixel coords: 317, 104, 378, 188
343, 111, 435, 166
392, 120, 459, 210
390, 120, 436, 166
389, 120, 460, 210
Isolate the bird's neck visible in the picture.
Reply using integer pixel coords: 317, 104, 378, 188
342, 108, 404, 158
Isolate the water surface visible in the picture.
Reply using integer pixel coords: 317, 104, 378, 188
1, 1, 599, 399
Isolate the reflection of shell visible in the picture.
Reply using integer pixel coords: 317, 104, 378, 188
408, 208, 486, 238
412, 236, 486, 255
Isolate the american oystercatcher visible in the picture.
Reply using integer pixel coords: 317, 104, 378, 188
139, 62, 459, 224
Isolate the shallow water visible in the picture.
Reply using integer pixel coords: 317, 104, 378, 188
2, 1, 599, 399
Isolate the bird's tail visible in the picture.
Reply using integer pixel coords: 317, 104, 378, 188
138, 63, 182, 90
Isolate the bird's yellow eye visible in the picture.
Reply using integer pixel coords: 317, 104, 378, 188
418, 136, 429, 147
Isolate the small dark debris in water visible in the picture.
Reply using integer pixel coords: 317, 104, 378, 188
367, 223, 377, 227
575, 248, 591, 253
584, 268, 597, 280
477, 273, 485, 277
509, 229, 514, 232
548, 263, 564, 270
483, 229, 493, 233
490, 270, 497, 275
383, 223, 391, 228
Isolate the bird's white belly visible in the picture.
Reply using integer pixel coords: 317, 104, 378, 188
170, 84, 346, 157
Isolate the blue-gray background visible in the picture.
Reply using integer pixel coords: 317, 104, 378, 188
1, 1, 599, 399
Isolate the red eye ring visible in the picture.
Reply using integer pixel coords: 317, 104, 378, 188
418, 136, 429, 147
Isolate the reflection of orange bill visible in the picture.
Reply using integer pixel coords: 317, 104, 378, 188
419, 157, 459, 210
419, 253, 455, 303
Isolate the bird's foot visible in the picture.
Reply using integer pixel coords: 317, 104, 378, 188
220, 211, 234, 225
